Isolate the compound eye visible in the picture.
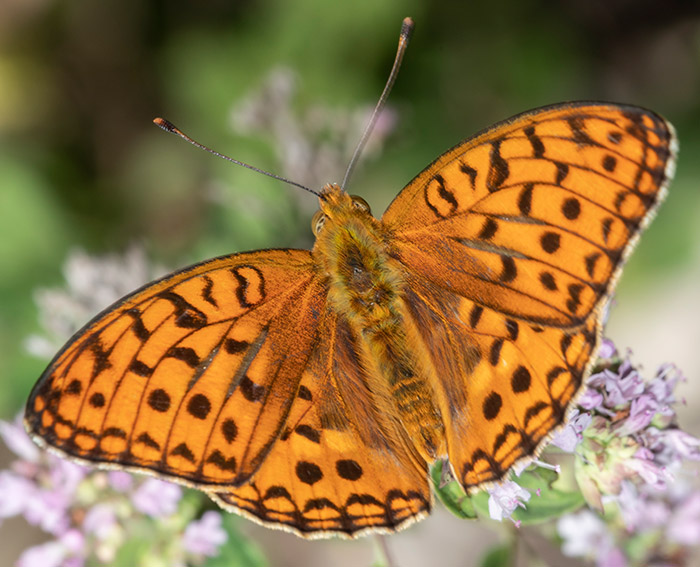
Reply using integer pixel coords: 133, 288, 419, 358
350, 195, 371, 214
311, 210, 326, 236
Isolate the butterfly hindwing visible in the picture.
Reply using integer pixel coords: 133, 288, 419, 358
211, 308, 432, 537
401, 275, 596, 489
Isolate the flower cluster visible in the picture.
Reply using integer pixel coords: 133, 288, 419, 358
230, 67, 398, 201
552, 340, 700, 566
478, 338, 700, 566
24, 247, 165, 360
0, 416, 227, 567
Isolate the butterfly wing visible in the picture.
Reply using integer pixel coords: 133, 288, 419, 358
211, 308, 431, 537
25, 249, 326, 488
383, 103, 676, 488
385, 103, 676, 326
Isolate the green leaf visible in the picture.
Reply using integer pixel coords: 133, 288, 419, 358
479, 544, 513, 567
511, 466, 585, 525
516, 466, 559, 490
430, 461, 477, 520
512, 488, 585, 525
204, 515, 268, 567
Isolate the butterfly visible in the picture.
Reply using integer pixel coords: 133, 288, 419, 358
24, 21, 676, 540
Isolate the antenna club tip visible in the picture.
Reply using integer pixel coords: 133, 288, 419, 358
401, 17, 415, 38
153, 117, 176, 133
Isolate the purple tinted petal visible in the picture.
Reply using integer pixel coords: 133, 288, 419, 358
131, 478, 182, 517
578, 390, 604, 410
552, 412, 591, 452
616, 395, 657, 435
558, 510, 609, 557
655, 429, 700, 463
626, 451, 671, 490
60, 528, 85, 554
25, 488, 71, 535
599, 546, 627, 567
551, 426, 579, 452
0, 418, 40, 463
183, 511, 228, 557
107, 470, 133, 492
618, 370, 644, 402
487, 481, 530, 522
617, 481, 670, 531
597, 338, 617, 359
49, 458, 87, 495
0, 471, 35, 518
17, 541, 66, 567
667, 491, 700, 544
83, 503, 117, 540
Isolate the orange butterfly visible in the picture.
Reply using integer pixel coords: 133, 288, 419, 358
25, 20, 676, 538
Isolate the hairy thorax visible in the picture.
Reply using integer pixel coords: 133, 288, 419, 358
312, 184, 445, 461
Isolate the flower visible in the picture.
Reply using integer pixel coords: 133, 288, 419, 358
0, 411, 232, 566
556, 340, 700, 566
24, 247, 164, 359
667, 491, 700, 545
183, 511, 228, 557
558, 509, 619, 560
229, 67, 398, 200
131, 478, 182, 517
487, 480, 531, 524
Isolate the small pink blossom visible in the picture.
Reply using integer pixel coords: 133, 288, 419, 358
667, 491, 700, 545
487, 480, 530, 523
551, 411, 591, 452
0, 419, 40, 462
17, 541, 67, 567
0, 470, 35, 518
131, 478, 182, 517
107, 470, 134, 492
597, 338, 617, 359
183, 511, 228, 557
83, 503, 117, 540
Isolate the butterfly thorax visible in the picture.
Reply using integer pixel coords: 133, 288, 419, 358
312, 184, 445, 461
313, 185, 401, 326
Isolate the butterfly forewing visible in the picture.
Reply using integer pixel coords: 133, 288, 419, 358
384, 103, 676, 326
25, 249, 325, 487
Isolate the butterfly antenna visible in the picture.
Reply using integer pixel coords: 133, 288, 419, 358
153, 117, 320, 197
341, 17, 414, 190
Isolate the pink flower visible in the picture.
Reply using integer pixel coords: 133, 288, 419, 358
551, 411, 591, 452
107, 470, 133, 492
0, 470, 35, 519
667, 491, 700, 545
131, 478, 182, 517
597, 338, 617, 359
617, 394, 657, 435
16, 541, 66, 567
558, 510, 627, 567
83, 503, 117, 540
183, 511, 228, 557
0, 419, 40, 463
487, 480, 530, 523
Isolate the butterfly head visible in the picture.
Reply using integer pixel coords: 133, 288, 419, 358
311, 183, 373, 236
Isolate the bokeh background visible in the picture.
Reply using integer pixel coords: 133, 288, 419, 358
2, 1, 700, 565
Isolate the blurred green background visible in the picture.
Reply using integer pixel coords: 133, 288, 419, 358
2, 1, 700, 565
